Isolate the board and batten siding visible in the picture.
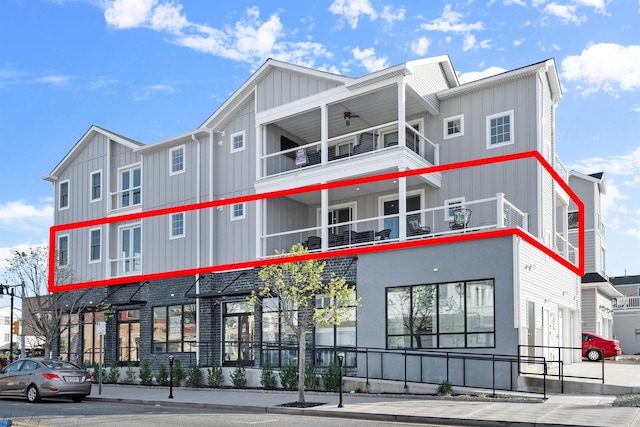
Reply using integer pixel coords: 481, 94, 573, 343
581, 288, 597, 333
256, 68, 342, 113
405, 63, 451, 113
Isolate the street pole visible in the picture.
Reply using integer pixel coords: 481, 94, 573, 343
168, 355, 175, 399
8, 289, 14, 363
337, 352, 344, 408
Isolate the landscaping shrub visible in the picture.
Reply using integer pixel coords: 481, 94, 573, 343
157, 364, 169, 386
207, 365, 224, 387
124, 362, 136, 384
279, 361, 298, 390
107, 360, 120, 384
304, 363, 320, 390
437, 380, 453, 396
260, 363, 277, 389
230, 365, 246, 388
172, 359, 185, 384
139, 361, 153, 386
187, 364, 203, 387
321, 362, 340, 392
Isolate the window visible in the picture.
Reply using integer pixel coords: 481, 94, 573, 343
444, 197, 465, 221
117, 309, 140, 364
313, 293, 357, 368
89, 228, 101, 262
486, 110, 514, 149
231, 130, 245, 153
444, 114, 464, 139
90, 171, 102, 202
170, 145, 185, 175
153, 304, 196, 353
120, 224, 141, 274
81, 311, 105, 366
58, 235, 69, 266
59, 180, 69, 210
170, 213, 185, 238
386, 279, 495, 349
231, 203, 245, 221
260, 298, 296, 368
58, 313, 80, 362
120, 165, 141, 208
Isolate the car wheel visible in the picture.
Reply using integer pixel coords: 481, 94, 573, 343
586, 349, 601, 361
26, 384, 40, 403
71, 395, 85, 403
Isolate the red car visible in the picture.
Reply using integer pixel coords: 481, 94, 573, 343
582, 332, 622, 361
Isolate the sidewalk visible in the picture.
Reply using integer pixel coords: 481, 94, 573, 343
87, 384, 640, 427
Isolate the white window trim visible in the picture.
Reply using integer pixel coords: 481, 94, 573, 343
378, 118, 424, 148
117, 163, 143, 209
486, 110, 515, 150
89, 227, 102, 263
169, 145, 185, 176
316, 201, 358, 229
443, 114, 464, 140
59, 180, 70, 211
90, 170, 102, 203
230, 130, 246, 153
444, 197, 465, 221
231, 203, 246, 221
170, 212, 185, 239
377, 189, 426, 229
58, 234, 69, 266
117, 222, 142, 275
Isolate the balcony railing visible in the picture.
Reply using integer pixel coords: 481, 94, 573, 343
553, 154, 568, 182
110, 188, 142, 212
555, 232, 578, 265
109, 256, 142, 278
261, 121, 439, 179
613, 296, 640, 310
260, 193, 528, 258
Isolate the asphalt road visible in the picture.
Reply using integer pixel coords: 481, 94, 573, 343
0, 399, 454, 427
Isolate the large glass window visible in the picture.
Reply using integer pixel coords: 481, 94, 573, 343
386, 279, 494, 349
313, 294, 357, 368
153, 304, 196, 353
117, 309, 140, 364
90, 228, 101, 262
120, 224, 141, 274
59, 313, 81, 363
58, 235, 69, 266
82, 311, 105, 366
261, 298, 297, 368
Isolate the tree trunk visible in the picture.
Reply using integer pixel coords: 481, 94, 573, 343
298, 332, 306, 403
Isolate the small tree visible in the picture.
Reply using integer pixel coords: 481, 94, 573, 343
139, 361, 153, 386
250, 243, 360, 403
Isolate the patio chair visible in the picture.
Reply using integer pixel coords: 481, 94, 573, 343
306, 235, 321, 250
354, 132, 376, 155
375, 229, 392, 240
408, 219, 431, 236
449, 208, 472, 230
355, 230, 375, 244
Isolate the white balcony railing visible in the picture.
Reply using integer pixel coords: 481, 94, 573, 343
555, 232, 578, 265
554, 154, 568, 182
260, 193, 529, 258
109, 256, 142, 278
261, 121, 439, 179
613, 296, 640, 310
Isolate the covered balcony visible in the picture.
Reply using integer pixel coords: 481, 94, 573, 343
256, 82, 441, 192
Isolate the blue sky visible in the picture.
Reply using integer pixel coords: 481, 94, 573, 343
0, 0, 639, 277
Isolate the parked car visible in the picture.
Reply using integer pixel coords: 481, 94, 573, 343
0, 358, 92, 403
582, 332, 622, 361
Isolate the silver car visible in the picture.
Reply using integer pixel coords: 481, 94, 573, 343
0, 358, 92, 403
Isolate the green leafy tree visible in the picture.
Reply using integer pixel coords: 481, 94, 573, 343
250, 243, 360, 403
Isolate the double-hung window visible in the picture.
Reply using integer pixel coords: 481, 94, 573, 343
170, 145, 184, 175
486, 110, 514, 149
120, 165, 141, 208
58, 234, 69, 266
59, 180, 69, 210
89, 228, 101, 262
170, 213, 185, 238
90, 171, 102, 202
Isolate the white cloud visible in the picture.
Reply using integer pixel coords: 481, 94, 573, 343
462, 34, 492, 51
458, 66, 506, 84
411, 37, 431, 56
513, 39, 524, 47
149, 2, 188, 33
573, 0, 607, 13
351, 47, 388, 72
561, 43, 640, 95
421, 5, 485, 33
543, 2, 587, 24
380, 5, 405, 26
104, 0, 156, 29
328, 0, 377, 29
33, 75, 72, 86
504, 0, 526, 6
569, 146, 640, 177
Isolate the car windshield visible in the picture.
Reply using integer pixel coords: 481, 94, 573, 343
41, 360, 81, 370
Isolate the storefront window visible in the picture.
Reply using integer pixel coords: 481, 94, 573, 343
117, 309, 140, 364
152, 304, 196, 353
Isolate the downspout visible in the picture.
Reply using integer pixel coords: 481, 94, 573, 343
192, 133, 201, 364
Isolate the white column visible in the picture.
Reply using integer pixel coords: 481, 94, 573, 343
321, 105, 328, 164
497, 192, 505, 228
397, 81, 406, 148
399, 171, 407, 241
321, 187, 329, 250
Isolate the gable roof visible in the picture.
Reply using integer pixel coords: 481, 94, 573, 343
43, 125, 144, 182
569, 170, 607, 195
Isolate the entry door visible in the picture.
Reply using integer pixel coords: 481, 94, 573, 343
328, 207, 352, 235
223, 308, 254, 366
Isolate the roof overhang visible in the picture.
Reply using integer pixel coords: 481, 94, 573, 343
135, 128, 212, 154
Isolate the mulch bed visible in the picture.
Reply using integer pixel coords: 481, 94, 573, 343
278, 401, 326, 408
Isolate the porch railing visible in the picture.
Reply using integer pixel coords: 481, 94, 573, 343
555, 232, 578, 265
261, 120, 439, 179
613, 296, 640, 310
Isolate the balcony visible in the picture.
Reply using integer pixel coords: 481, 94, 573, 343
613, 296, 640, 311
260, 193, 528, 258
